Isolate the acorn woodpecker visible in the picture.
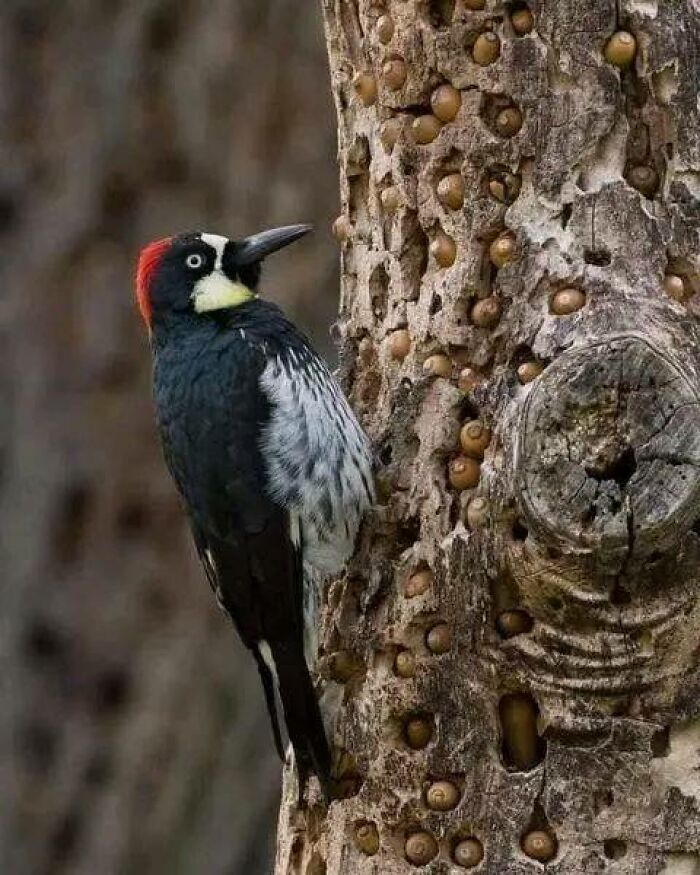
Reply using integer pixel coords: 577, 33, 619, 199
135, 226, 374, 800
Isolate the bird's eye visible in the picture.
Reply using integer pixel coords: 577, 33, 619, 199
186, 253, 205, 270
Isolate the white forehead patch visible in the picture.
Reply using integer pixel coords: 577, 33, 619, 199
200, 233, 228, 271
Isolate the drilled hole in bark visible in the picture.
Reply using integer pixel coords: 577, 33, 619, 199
52, 480, 93, 565
585, 446, 636, 488
426, 0, 455, 27
651, 726, 670, 758
560, 203, 573, 228
379, 442, 393, 465
547, 596, 563, 611
429, 293, 443, 315
499, 692, 545, 770
397, 516, 421, 553
594, 789, 614, 812
512, 519, 528, 541
603, 839, 627, 860
584, 247, 611, 266
610, 582, 632, 606
370, 263, 390, 321
400, 212, 429, 299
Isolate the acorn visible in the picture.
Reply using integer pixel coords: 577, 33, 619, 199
405, 716, 433, 749
473, 31, 501, 66
358, 336, 374, 362
449, 456, 481, 490
458, 367, 480, 392
332, 215, 353, 242
431, 84, 462, 122
354, 821, 380, 856
376, 14, 394, 44
426, 623, 452, 654
423, 354, 453, 377
517, 360, 544, 384
522, 830, 557, 863
489, 232, 517, 267
604, 30, 637, 68
381, 186, 401, 215
411, 114, 443, 144
454, 838, 484, 868
512, 8, 534, 35
463, 0, 486, 8
405, 832, 438, 866
403, 568, 432, 598
494, 106, 523, 137
489, 172, 521, 203
627, 165, 659, 197
430, 230, 457, 267
550, 287, 585, 315
383, 57, 407, 90
466, 496, 489, 529
437, 173, 465, 210
353, 71, 377, 107
380, 117, 403, 152
471, 296, 502, 328
460, 420, 491, 458
500, 692, 540, 770
663, 273, 688, 302
389, 329, 411, 359
329, 650, 362, 683
426, 779, 460, 811
496, 609, 533, 638
394, 649, 417, 678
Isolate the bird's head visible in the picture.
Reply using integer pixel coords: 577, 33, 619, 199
135, 224, 312, 332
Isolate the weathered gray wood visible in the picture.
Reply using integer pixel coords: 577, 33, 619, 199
276, 0, 700, 872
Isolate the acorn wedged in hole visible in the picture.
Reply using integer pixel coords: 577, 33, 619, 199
381, 186, 400, 215
473, 31, 501, 66
332, 215, 353, 242
426, 623, 452, 654
496, 609, 533, 638
460, 420, 491, 458
376, 14, 394, 44
512, 8, 534, 35
380, 117, 403, 152
329, 650, 362, 683
517, 361, 543, 384
489, 232, 517, 267
489, 172, 521, 204
431, 230, 457, 267
449, 455, 481, 490
604, 30, 637, 68
426, 779, 460, 811
458, 366, 480, 392
353, 72, 377, 107
663, 273, 688, 302
354, 821, 380, 856
423, 354, 452, 377
383, 57, 407, 90
389, 329, 411, 359
431, 84, 461, 122
405, 716, 433, 749
412, 114, 443, 144
550, 287, 585, 315
471, 296, 502, 328
627, 165, 659, 197
466, 496, 488, 528
405, 832, 438, 866
495, 106, 523, 137
394, 649, 417, 678
522, 830, 557, 863
437, 173, 465, 210
454, 837, 484, 868
403, 568, 432, 598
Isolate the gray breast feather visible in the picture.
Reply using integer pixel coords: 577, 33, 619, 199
259, 353, 374, 574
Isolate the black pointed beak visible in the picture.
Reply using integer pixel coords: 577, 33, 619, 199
235, 224, 312, 266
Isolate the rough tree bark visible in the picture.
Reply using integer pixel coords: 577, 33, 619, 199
276, 0, 700, 872
0, 3, 336, 873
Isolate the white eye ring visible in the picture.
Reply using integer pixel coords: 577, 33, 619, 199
186, 253, 205, 270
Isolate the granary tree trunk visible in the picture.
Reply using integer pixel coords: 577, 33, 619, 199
276, 0, 700, 872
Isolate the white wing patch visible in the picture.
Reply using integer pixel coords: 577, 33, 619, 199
260, 351, 374, 575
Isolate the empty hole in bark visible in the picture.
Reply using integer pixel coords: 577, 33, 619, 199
379, 442, 393, 465
594, 788, 614, 812
23, 618, 67, 665
349, 173, 370, 228
370, 264, 390, 321
499, 692, 545, 770
603, 839, 627, 860
560, 203, 573, 228
400, 212, 429, 300
585, 446, 636, 488
429, 293, 442, 315
651, 726, 670, 758
584, 247, 611, 266
116, 498, 150, 538
512, 519, 528, 541
50, 809, 82, 865
426, 0, 455, 27
331, 748, 364, 798
459, 397, 479, 421
610, 582, 632, 606
547, 596, 563, 611
52, 480, 93, 565
92, 668, 131, 716
19, 720, 58, 774
396, 515, 421, 553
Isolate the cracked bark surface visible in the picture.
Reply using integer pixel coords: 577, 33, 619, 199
275, 1, 700, 873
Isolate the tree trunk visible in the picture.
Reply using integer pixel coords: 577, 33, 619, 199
0, 3, 336, 873
276, 0, 700, 872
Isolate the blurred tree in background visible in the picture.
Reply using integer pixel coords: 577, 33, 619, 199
0, 2, 337, 873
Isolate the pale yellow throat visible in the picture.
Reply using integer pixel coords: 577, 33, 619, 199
192, 271, 254, 313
